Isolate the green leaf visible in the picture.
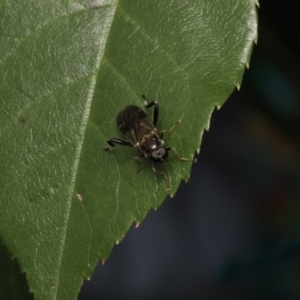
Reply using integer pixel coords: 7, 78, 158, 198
0, 243, 34, 300
0, 0, 258, 299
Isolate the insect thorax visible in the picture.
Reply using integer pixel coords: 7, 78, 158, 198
137, 133, 168, 162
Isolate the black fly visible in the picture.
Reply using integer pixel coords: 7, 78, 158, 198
104, 95, 193, 190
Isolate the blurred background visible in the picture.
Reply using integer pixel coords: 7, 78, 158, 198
79, 1, 300, 299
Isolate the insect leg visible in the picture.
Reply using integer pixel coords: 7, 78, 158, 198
170, 147, 197, 163
167, 120, 181, 133
152, 162, 170, 191
160, 119, 181, 139
104, 138, 132, 151
142, 94, 158, 126
134, 153, 145, 175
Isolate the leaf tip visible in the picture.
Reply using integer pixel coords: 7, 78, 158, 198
135, 222, 140, 228
102, 259, 106, 265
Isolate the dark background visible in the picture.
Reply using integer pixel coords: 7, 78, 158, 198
79, 1, 300, 299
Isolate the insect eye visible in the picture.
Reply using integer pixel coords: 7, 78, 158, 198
151, 147, 168, 161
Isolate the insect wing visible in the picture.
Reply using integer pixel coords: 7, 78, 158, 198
117, 105, 156, 146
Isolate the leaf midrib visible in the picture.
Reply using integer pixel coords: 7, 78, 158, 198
52, 3, 118, 299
